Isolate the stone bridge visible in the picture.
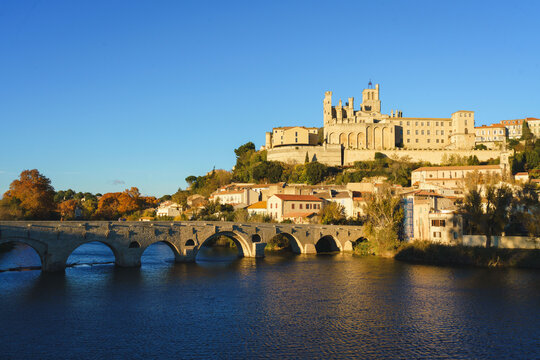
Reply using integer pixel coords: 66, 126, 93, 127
0, 221, 366, 272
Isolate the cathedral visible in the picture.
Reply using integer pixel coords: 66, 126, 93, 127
266, 83, 476, 151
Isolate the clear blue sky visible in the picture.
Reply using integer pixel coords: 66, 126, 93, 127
1, 0, 539, 197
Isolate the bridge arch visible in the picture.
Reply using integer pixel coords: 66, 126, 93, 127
199, 231, 251, 257
267, 232, 302, 254
65, 240, 122, 266
0, 237, 46, 269
315, 235, 341, 253
141, 240, 182, 263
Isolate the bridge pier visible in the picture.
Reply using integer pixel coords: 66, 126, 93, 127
304, 244, 316, 254
116, 251, 142, 268
42, 255, 67, 272
252, 243, 266, 258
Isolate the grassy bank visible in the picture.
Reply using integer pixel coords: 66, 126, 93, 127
394, 241, 540, 269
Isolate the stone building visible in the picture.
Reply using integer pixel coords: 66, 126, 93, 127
265, 83, 504, 166
474, 124, 506, 149
266, 126, 319, 148
267, 194, 324, 222
322, 84, 475, 151
411, 164, 505, 188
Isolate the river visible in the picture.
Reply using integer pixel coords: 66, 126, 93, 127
1, 242, 539, 359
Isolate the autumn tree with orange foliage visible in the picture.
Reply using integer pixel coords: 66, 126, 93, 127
94, 187, 155, 220
0, 169, 57, 220
59, 199, 79, 220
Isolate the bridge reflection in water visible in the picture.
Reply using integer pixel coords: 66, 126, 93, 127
0, 221, 365, 272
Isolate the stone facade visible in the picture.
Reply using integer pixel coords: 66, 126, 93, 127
266, 83, 504, 165
0, 221, 366, 271
266, 126, 319, 148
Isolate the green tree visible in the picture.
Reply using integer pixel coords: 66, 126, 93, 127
303, 162, 328, 185
319, 202, 346, 224
521, 120, 534, 141
361, 187, 404, 255
461, 185, 514, 247
252, 161, 283, 183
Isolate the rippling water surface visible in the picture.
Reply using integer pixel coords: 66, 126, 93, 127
1, 243, 540, 359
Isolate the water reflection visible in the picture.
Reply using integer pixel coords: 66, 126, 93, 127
1, 244, 540, 358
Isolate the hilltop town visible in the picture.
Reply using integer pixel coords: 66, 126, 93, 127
2, 84, 540, 255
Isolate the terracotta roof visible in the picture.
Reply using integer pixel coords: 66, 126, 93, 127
415, 191, 443, 197
247, 201, 267, 209
284, 211, 318, 218
412, 165, 501, 172
475, 124, 505, 129
272, 194, 324, 201
515, 172, 529, 176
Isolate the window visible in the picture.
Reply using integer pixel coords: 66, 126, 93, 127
441, 139, 444, 143
400, 121, 403, 125
299, 204, 303, 209
431, 219, 446, 227
291, 204, 295, 209
436, 130, 439, 135
415, 130, 419, 135
421, 122, 424, 126
407, 121, 410, 126
436, 122, 439, 126
427, 130, 430, 135
307, 204, 311, 209
421, 130, 424, 135
407, 139, 410, 143
427, 122, 430, 126
436, 139, 439, 143
427, 139, 430, 143
415, 122, 418, 126
407, 130, 410, 135
416, 139, 419, 143
441, 130, 444, 135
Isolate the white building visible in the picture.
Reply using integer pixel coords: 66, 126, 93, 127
474, 124, 506, 148
315, 190, 354, 218
156, 201, 182, 217
209, 188, 260, 207
411, 165, 504, 188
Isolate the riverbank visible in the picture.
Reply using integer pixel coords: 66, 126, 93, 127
394, 241, 540, 269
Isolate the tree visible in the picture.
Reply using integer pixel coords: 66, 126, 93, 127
185, 176, 197, 186
251, 161, 283, 183
475, 144, 488, 150
303, 162, 328, 185
361, 187, 404, 255
319, 202, 346, 224
59, 199, 79, 220
234, 142, 255, 158
521, 121, 534, 141
1, 169, 56, 219
305, 152, 310, 164
460, 185, 514, 247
